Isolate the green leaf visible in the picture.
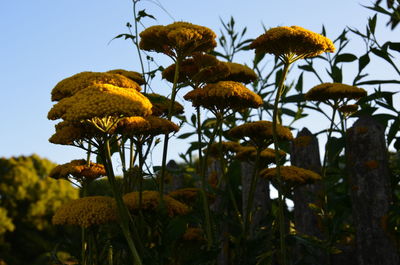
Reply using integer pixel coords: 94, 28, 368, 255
389, 42, 400, 53
281, 93, 305, 103
387, 118, 400, 146
358, 53, 370, 72
177, 132, 194, 139
136, 9, 155, 21
355, 79, 400, 85
295, 73, 303, 92
368, 14, 377, 34
335, 53, 358, 64
328, 66, 343, 83
298, 64, 314, 72
371, 47, 391, 62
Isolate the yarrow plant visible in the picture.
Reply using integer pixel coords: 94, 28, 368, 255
42, 3, 400, 265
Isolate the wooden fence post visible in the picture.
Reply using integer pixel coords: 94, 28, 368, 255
347, 116, 399, 265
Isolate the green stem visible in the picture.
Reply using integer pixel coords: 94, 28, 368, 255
103, 138, 143, 265
196, 107, 203, 174
132, 0, 147, 93
272, 60, 290, 265
159, 57, 181, 198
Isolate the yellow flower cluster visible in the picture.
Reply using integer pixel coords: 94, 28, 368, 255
123, 191, 190, 217
51, 72, 141, 101
260, 166, 321, 184
48, 84, 152, 122
107, 69, 145, 85
204, 141, 241, 157
49, 121, 98, 145
229, 121, 293, 146
338, 104, 359, 115
52, 196, 117, 228
182, 227, 205, 242
292, 135, 312, 148
144, 93, 184, 117
0, 207, 15, 235
116, 116, 179, 137
305, 83, 367, 102
49, 159, 106, 181
139, 22, 217, 58
162, 53, 230, 84
234, 146, 286, 163
250, 26, 335, 59
221, 62, 258, 84
168, 187, 215, 205
184, 81, 262, 111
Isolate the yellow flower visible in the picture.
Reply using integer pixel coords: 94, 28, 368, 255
51, 71, 141, 101
52, 196, 117, 228
182, 227, 205, 242
139, 22, 217, 58
184, 81, 262, 111
116, 116, 179, 137
144, 93, 184, 117
48, 159, 106, 181
204, 141, 241, 157
162, 53, 230, 84
250, 26, 335, 60
107, 69, 145, 85
228, 121, 293, 146
235, 146, 286, 163
48, 84, 152, 122
305, 83, 367, 102
292, 135, 312, 148
123, 191, 190, 217
260, 165, 321, 184
221, 62, 258, 84
49, 121, 99, 145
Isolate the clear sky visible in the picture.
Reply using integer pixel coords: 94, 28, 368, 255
1, 0, 397, 166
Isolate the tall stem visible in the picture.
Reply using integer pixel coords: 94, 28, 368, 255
102, 137, 143, 265
272, 61, 290, 265
159, 57, 181, 197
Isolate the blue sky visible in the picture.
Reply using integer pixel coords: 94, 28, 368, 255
1, 0, 397, 166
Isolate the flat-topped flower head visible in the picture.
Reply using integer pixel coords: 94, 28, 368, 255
49, 159, 106, 181
139, 22, 217, 58
260, 165, 321, 184
48, 84, 152, 122
338, 104, 359, 116
221, 62, 258, 84
123, 190, 190, 217
250, 26, 335, 61
235, 146, 286, 163
51, 71, 141, 101
143, 93, 184, 117
204, 141, 241, 157
107, 69, 145, 85
305, 83, 367, 102
49, 121, 99, 145
162, 53, 229, 84
52, 196, 117, 228
229, 121, 293, 147
116, 116, 179, 137
184, 81, 262, 112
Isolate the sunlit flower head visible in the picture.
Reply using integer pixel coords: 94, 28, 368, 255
48, 84, 152, 123
49, 159, 106, 181
123, 190, 190, 217
234, 146, 286, 163
184, 81, 262, 112
162, 53, 229, 84
116, 116, 179, 137
139, 22, 217, 58
305, 83, 367, 102
250, 26, 335, 62
221, 62, 258, 84
107, 69, 146, 85
51, 71, 141, 101
260, 165, 321, 184
228, 121, 293, 147
144, 93, 184, 117
52, 196, 117, 228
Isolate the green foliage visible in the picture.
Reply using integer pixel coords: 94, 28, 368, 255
0, 154, 78, 265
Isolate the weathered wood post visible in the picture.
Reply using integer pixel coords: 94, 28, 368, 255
347, 116, 399, 265
241, 161, 270, 237
290, 127, 323, 238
